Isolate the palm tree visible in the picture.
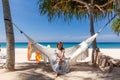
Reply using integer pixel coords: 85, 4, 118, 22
2, 0, 15, 71
38, 0, 115, 49
111, 18, 120, 36
111, 0, 120, 36
38, 0, 116, 65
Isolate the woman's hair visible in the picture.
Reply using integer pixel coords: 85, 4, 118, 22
57, 41, 64, 50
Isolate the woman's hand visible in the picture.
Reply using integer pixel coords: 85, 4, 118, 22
60, 58, 64, 62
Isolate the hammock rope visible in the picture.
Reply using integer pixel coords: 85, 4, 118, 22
97, 13, 118, 33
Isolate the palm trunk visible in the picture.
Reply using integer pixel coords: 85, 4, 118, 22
2, 0, 15, 71
89, 0, 98, 65
89, 0, 97, 49
118, 0, 120, 9
118, 0, 120, 17
90, 12, 97, 49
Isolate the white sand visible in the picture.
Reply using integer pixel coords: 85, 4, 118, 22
98, 48, 120, 59
0, 48, 40, 63
0, 48, 120, 80
1, 48, 120, 63
0, 48, 28, 63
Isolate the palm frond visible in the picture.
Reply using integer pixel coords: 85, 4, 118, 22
111, 18, 120, 36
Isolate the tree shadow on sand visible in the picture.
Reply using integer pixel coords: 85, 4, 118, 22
70, 62, 98, 72
58, 62, 99, 80
14, 62, 54, 80
57, 62, 120, 80
1, 62, 119, 80
15, 62, 53, 72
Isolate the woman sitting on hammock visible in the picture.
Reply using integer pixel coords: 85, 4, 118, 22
54, 41, 65, 77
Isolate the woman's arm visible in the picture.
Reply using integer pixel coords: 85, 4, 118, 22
54, 50, 60, 60
60, 49, 65, 60
55, 53, 61, 60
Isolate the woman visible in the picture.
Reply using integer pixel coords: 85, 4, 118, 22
54, 41, 65, 77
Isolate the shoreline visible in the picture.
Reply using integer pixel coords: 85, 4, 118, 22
0, 42, 120, 49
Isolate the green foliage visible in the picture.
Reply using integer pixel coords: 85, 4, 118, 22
113, 0, 120, 12
38, 0, 114, 22
111, 18, 120, 36
38, 0, 87, 22
38, 0, 114, 21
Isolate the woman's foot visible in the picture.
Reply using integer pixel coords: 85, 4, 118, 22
54, 73, 59, 78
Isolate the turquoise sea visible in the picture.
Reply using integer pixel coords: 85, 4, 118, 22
0, 42, 120, 48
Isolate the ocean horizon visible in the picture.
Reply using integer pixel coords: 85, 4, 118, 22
0, 42, 120, 48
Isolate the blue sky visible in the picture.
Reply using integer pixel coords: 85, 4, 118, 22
0, 0, 120, 42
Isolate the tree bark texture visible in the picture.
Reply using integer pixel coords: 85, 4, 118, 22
2, 0, 15, 71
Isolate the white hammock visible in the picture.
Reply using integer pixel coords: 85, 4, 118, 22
22, 32, 98, 74
4, 12, 116, 74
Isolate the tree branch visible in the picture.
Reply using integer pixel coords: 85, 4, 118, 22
78, 5, 86, 8
52, 2, 61, 9
73, 0, 89, 9
52, 0, 71, 9
73, 0, 87, 5
99, 0, 115, 8
94, 4, 105, 13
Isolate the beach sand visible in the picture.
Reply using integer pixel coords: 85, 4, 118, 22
0, 48, 120, 80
